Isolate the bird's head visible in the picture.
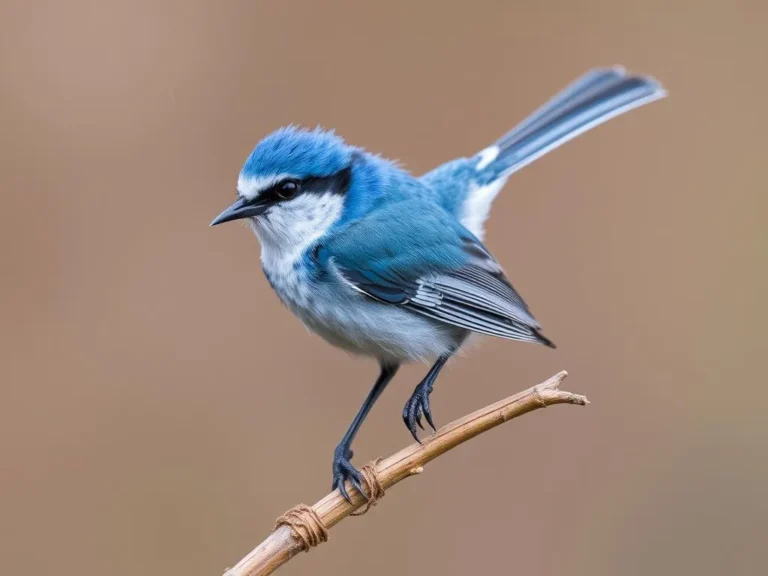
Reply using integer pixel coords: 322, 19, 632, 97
211, 126, 355, 255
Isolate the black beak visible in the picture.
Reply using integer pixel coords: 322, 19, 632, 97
210, 197, 267, 226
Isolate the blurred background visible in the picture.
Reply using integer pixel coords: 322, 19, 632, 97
1, 1, 766, 575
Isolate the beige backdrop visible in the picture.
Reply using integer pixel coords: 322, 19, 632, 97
2, 1, 766, 575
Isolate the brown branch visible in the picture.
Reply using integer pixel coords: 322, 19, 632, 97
223, 370, 587, 576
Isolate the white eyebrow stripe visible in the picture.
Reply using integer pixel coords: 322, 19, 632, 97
237, 173, 298, 199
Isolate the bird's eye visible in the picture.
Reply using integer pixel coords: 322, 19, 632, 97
276, 180, 299, 200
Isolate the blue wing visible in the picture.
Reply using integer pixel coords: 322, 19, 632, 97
320, 200, 554, 347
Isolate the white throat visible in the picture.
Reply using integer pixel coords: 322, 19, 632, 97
250, 192, 344, 274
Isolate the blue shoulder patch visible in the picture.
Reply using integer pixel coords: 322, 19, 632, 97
322, 197, 471, 280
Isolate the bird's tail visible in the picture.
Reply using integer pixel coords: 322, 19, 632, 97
475, 67, 666, 180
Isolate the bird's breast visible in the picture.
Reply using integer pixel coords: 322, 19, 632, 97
261, 253, 316, 311
260, 251, 464, 363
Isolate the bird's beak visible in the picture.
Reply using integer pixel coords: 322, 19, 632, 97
209, 197, 267, 226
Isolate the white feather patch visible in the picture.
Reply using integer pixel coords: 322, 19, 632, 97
475, 146, 500, 170
254, 192, 343, 278
459, 178, 507, 239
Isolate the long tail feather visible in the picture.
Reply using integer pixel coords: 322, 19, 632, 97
476, 67, 666, 178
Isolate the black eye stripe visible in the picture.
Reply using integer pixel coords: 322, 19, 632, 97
299, 166, 352, 195
244, 166, 352, 207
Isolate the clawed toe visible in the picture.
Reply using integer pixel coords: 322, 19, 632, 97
332, 447, 367, 504
402, 382, 436, 442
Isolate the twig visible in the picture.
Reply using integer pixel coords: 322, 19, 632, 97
223, 370, 587, 576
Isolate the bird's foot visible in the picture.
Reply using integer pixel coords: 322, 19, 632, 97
402, 379, 436, 442
331, 445, 366, 504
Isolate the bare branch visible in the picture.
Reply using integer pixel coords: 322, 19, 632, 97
223, 370, 587, 576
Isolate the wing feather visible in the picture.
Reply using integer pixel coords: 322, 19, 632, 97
324, 198, 554, 348
333, 248, 554, 347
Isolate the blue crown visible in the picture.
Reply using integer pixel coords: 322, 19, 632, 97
241, 126, 352, 181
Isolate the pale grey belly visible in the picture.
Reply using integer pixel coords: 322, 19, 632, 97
287, 291, 465, 363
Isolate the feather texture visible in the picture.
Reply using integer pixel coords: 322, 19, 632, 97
219, 67, 665, 362
321, 209, 554, 348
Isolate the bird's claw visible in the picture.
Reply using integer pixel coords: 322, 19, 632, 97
402, 380, 436, 442
331, 445, 367, 504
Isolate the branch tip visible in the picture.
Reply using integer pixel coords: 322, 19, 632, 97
536, 370, 569, 392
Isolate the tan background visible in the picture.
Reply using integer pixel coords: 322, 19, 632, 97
2, 1, 766, 575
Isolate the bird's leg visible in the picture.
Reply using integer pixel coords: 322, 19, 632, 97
332, 362, 399, 503
402, 353, 452, 442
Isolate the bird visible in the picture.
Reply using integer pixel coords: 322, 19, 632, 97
210, 67, 666, 503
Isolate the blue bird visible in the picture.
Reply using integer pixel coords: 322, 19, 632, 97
211, 67, 665, 502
